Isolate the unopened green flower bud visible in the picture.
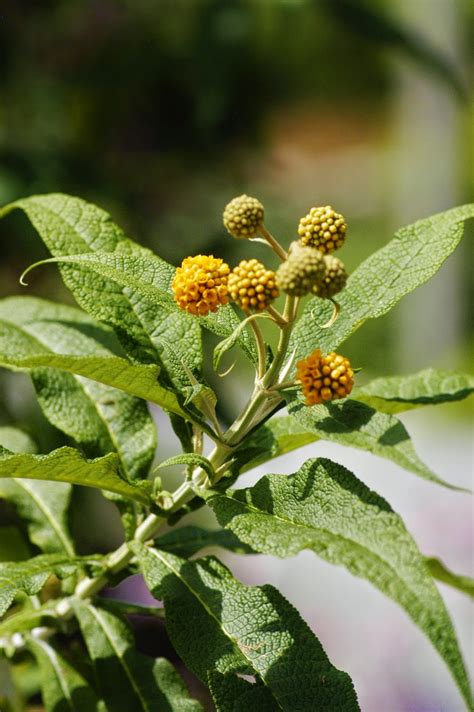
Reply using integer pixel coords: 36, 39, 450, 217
298, 205, 347, 253
223, 194, 264, 239
276, 244, 325, 297
314, 255, 347, 299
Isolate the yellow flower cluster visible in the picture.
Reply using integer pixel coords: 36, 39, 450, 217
172, 255, 229, 316
298, 206, 347, 253
296, 349, 354, 406
228, 258, 279, 312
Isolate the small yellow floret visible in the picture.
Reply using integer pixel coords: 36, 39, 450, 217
172, 255, 230, 316
296, 349, 354, 406
228, 258, 279, 312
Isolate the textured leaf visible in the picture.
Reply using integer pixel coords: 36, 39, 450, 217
0, 447, 153, 505
235, 416, 320, 474
0, 553, 101, 616
0, 296, 176, 474
156, 526, 254, 558
355, 368, 474, 414
425, 557, 474, 599
0, 192, 201, 371
134, 544, 359, 711
290, 205, 474, 361
287, 398, 461, 489
27, 636, 104, 712
72, 598, 202, 712
209, 457, 471, 707
0, 480, 74, 556
208, 671, 278, 711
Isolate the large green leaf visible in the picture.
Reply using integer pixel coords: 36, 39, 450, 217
27, 636, 104, 712
290, 205, 474, 361
0, 424, 74, 557
0, 553, 101, 616
0, 480, 74, 556
72, 598, 202, 712
209, 457, 471, 708
0, 193, 256, 374
133, 544, 359, 711
354, 368, 474, 415
287, 398, 461, 489
208, 671, 278, 711
0, 296, 184, 427
0, 447, 153, 506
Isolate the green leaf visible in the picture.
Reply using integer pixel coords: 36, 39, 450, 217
155, 454, 216, 483
425, 557, 474, 599
0, 480, 74, 556
72, 598, 203, 712
354, 368, 474, 414
287, 398, 462, 490
0, 605, 59, 637
290, 205, 474, 361
156, 526, 254, 558
27, 635, 104, 712
208, 671, 278, 711
0, 553, 101, 616
133, 544, 359, 711
235, 416, 320, 474
0, 297, 180, 466
0, 193, 200, 367
209, 457, 471, 708
0, 526, 31, 562
0, 427, 37, 454
0, 447, 153, 506
212, 313, 270, 373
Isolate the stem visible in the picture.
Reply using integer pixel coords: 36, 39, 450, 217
259, 224, 288, 261
266, 304, 287, 327
249, 319, 266, 379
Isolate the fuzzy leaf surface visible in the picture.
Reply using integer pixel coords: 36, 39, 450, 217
72, 598, 202, 712
287, 398, 460, 489
209, 457, 471, 707
27, 636, 104, 712
0, 297, 179, 474
0, 447, 152, 505
290, 205, 474, 360
134, 544, 359, 711
208, 671, 278, 711
0, 553, 101, 616
354, 368, 474, 414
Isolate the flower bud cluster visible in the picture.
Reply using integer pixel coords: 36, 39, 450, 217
296, 349, 354, 405
275, 244, 325, 297
298, 206, 346, 253
172, 255, 229, 316
223, 194, 264, 239
228, 259, 279, 312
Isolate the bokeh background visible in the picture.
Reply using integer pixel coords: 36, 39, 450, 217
0, 1, 472, 710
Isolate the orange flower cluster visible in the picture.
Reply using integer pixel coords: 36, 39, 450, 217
296, 349, 354, 405
172, 255, 229, 316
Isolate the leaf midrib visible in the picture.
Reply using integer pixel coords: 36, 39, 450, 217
16, 480, 74, 556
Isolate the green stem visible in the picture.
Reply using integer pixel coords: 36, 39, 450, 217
259, 224, 288, 261
249, 319, 267, 379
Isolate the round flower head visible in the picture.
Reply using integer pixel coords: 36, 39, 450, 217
172, 255, 230, 316
296, 349, 354, 406
314, 255, 347, 299
298, 205, 347, 253
223, 194, 264, 239
228, 258, 279, 312
276, 243, 325, 297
